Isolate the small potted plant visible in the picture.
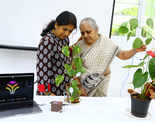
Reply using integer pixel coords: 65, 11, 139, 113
55, 45, 85, 103
119, 18, 155, 117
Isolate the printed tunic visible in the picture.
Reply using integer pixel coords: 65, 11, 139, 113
36, 32, 71, 95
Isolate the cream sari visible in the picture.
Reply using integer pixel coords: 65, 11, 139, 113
77, 34, 119, 96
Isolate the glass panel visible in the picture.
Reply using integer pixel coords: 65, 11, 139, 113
112, 16, 137, 36
145, 0, 155, 18
111, 1, 139, 36
116, 0, 139, 4
115, 4, 138, 17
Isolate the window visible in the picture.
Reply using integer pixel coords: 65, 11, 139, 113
111, 0, 155, 37
109, 0, 155, 97
111, 0, 139, 36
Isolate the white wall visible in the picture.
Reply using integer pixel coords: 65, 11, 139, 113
0, 0, 114, 47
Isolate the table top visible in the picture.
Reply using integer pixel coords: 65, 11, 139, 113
0, 96, 155, 122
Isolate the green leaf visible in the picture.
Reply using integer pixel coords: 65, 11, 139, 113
71, 87, 80, 97
141, 27, 147, 37
71, 80, 78, 87
133, 69, 148, 89
138, 61, 145, 67
70, 96, 75, 102
123, 65, 140, 68
76, 66, 86, 73
123, 61, 144, 68
129, 18, 138, 30
127, 32, 132, 40
145, 38, 152, 45
62, 46, 70, 57
146, 18, 154, 29
118, 26, 129, 34
64, 64, 72, 71
130, 30, 136, 36
141, 26, 152, 38
64, 64, 76, 77
149, 57, 155, 80
73, 45, 81, 56
132, 37, 143, 49
55, 75, 64, 87
143, 54, 149, 60
73, 58, 83, 68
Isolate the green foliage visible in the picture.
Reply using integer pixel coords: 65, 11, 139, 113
127, 32, 132, 40
62, 46, 70, 57
132, 38, 143, 49
71, 80, 78, 87
149, 57, 155, 80
123, 61, 144, 68
129, 18, 138, 30
143, 54, 149, 60
73, 58, 82, 68
121, 17, 155, 98
118, 18, 154, 43
55, 75, 64, 87
64, 64, 76, 77
141, 26, 152, 38
57, 45, 85, 102
112, 6, 138, 36
121, 7, 138, 16
145, 38, 152, 45
146, 18, 154, 29
72, 45, 81, 56
118, 26, 129, 34
118, 18, 138, 40
141, 27, 147, 37
133, 69, 148, 89
68, 80, 81, 102
111, 24, 121, 36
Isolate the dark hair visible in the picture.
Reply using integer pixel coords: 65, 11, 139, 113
41, 11, 77, 36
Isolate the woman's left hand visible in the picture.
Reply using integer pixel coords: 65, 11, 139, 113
135, 45, 146, 52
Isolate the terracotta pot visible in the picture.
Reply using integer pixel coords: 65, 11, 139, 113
71, 98, 80, 103
131, 94, 151, 118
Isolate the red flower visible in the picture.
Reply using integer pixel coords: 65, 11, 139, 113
48, 83, 51, 92
38, 84, 45, 92
146, 51, 155, 57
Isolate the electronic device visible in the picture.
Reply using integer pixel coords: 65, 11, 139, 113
0, 73, 35, 110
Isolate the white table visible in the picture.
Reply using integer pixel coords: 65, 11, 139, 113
1, 96, 155, 122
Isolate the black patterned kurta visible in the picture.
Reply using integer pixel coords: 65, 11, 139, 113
36, 32, 71, 95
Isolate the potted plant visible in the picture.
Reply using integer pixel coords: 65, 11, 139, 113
55, 45, 85, 103
118, 18, 155, 117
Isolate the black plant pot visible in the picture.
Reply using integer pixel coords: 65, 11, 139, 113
131, 94, 151, 118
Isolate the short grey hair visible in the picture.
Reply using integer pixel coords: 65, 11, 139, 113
80, 17, 98, 30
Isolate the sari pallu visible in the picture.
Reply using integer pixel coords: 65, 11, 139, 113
77, 34, 119, 96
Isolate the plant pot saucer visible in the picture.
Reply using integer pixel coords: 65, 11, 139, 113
71, 98, 80, 104
123, 108, 151, 120
64, 97, 80, 104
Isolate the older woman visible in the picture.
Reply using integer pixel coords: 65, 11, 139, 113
76, 17, 146, 97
